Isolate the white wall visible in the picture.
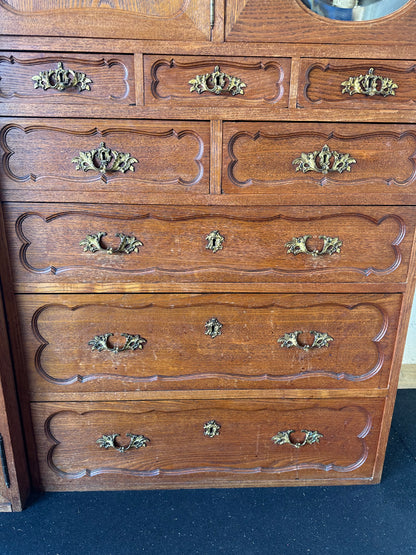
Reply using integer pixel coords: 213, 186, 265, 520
403, 295, 416, 364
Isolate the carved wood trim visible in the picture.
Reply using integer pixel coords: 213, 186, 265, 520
30, 299, 391, 385
43, 405, 372, 479
14, 210, 405, 278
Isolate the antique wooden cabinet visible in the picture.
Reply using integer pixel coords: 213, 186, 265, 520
1, 0, 416, 509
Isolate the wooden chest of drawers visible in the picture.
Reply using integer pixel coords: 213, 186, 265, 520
0, 0, 416, 509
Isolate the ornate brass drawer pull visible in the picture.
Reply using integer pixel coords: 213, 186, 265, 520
292, 144, 356, 174
205, 317, 223, 339
271, 430, 323, 449
189, 66, 246, 96
341, 68, 398, 97
285, 235, 342, 257
72, 142, 138, 174
206, 230, 224, 253
97, 433, 150, 453
204, 420, 221, 438
32, 61, 92, 92
88, 333, 147, 353
80, 232, 143, 255
278, 330, 334, 351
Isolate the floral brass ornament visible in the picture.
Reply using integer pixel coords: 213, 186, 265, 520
285, 235, 342, 257
278, 330, 334, 351
189, 66, 246, 96
32, 61, 92, 92
292, 144, 356, 174
80, 232, 143, 255
96, 433, 150, 453
271, 430, 323, 449
72, 142, 138, 174
341, 68, 398, 97
205, 317, 223, 339
88, 333, 147, 353
206, 230, 224, 253
204, 420, 221, 438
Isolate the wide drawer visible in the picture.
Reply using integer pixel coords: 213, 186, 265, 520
222, 122, 416, 201
31, 398, 384, 490
298, 59, 416, 110
143, 55, 290, 109
4, 204, 414, 289
0, 119, 209, 195
0, 53, 134, 105
18, 293, 401, 395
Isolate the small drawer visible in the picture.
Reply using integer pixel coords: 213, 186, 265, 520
144, 55, 290, 109
298, 59, 416, 110
222, 122, 416, 203
4, 203, 414, 289
0, 53, 135, 105
31, 398, 384, 490
18, 293, 401, 395
0, 119, 209, 195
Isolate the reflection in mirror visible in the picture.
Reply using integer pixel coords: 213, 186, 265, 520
300, 0, 410, 21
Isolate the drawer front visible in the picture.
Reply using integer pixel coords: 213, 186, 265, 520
5, 204, 413, 289
144, 55, 290, 109
0, 53, 134, 105
0, 1, 210, 41
0, 119, 209, 195
299, 59, 416, 110
31, 398, 384, 489
18, 293, 401, 395
222, 122, 416, 201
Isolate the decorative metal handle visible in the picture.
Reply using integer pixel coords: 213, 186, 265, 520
88, 333, 147, 353
72, 142, 138, 174
271, 430, 323, 448
206, 230, 224, 253
32, 61, 92, 92
204, 420, 221, 438
285, 235, 342, 257
278, 330, 334, 351
341, 68, 398, 97
292, 144, 356, 174
97, 433, 150, 453
80, 232, 143, 254
205, 317, 223, 339
189, 66, 246, 96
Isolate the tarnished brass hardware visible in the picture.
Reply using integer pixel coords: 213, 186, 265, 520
341, 68, 398, 97
88, 333, 147, 353
285, 235, 342, 257
278, 330, 334, 351
206, 230, 224, 253
205, 317, 223, 339
204, 420, 221, 438
189, 66, 246, 96
97, 433, 150, 453
32, 61, 92, 92
72, 142, 138, 174
80, 232, 143, 254
292, 144, 356, 174
271, 430, 323, 448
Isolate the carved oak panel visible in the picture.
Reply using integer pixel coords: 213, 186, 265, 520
31, 399, 383, 489
0, 53, 134, 105
17, 293, 401, 394
4, 204, 413, 288
144, 55, 290, 108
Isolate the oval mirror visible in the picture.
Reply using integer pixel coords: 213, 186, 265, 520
300, 0, 411, 21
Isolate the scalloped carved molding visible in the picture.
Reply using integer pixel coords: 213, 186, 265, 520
29, 298, 393, 385
0, 55, 131, 101
14, 210, 405, 279
43, 405, 372, 479
227, 130, 416, 189
0, 123, 205, 186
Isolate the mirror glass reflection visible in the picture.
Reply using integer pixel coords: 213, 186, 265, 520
300, 0, 410, 21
